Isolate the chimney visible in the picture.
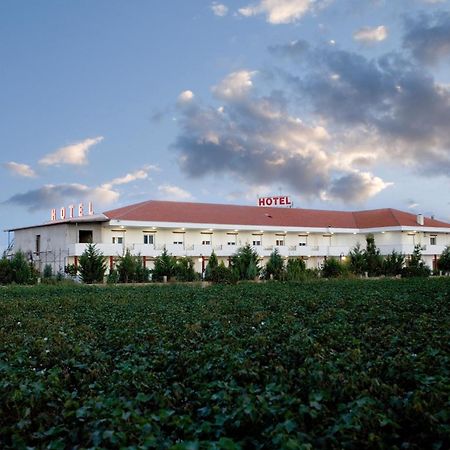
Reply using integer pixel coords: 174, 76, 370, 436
417, 214, 424, 226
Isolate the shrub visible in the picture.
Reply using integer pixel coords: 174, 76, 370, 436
285, 258, 306, 281
383, 251, 404, 276
204, 252, 219, 281
231, 244, 261, 280
365, 234, 383, 276
264, 249, 285, 280
0, 257, 12, 284
402, 245, 431, 278
117, 249, 137, 283
348, 243, 366, 276
43, 264, 53, 279
78, 244, 106, 284
64, 263, 78, 277
107, 269, 119, 284
175, 257, 198, 282
207, 261, 238, 284
322, 257, 347, 278
134, 260, 151, 283
437, 246, 450, 274
152, 248, 176, 282
10, 251, 36, 284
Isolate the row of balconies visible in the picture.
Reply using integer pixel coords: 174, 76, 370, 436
67, 243, 449, 258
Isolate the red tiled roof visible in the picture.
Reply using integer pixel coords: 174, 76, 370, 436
104, 200, 450, 229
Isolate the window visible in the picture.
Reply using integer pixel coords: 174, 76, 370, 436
202, 240, 211, 246
227, 241, 236, 246
79, 230, 93, 243
173, 240, 183, 245
299, 235, 308, 246
143, 234, 154, 245
112, 236, 123, 244
35, 235, 41, 254
430, 236, 437, 246
276, 239, 285, 246
252, 240, 261, 246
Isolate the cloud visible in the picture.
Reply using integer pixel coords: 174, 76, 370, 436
158, 184, 193, 200
39, 136, 104, 166
238, 0, 316, 24
3, 161, 37, 178
212, 70, 257, 100
353, 25, 388, 43
178, 90, 195, 104
269, 39, 310, 59
403, 12, 450, 65
4, 183, 119, 212
211, 2, 228, 16
101, 166, 156, 190
172, 70, 391, 203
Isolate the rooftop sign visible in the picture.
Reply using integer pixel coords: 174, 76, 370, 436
50, 202, 94, 221
257, 196, 292, 207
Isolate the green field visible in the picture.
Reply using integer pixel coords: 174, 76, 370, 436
1, 279, 450, 449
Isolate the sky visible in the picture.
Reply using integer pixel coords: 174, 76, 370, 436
1, 0, 450, 250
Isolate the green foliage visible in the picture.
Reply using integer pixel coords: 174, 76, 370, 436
78, 244, 106, 284
402, 245, 431, 278
438, 246, 450, 273
364, 234, 383, 276
42, 264, 53, 279
175, 257, 198, 282
264, 249, 285, 280
107, 269, 119, 284
117, 249, 137, 283
134, 260, 151, 283
348, 242, 366, 276
231, 244, 261, 280
204, 251, 219, 281
285, 257, 306, 281
152, 248, 176, 281
0, 257, 13, 284
383, 250, 405, 276
64, 263, 78, 277
207, 260, 238, 284
0, 279, 449, 448
321, 257, 347, 278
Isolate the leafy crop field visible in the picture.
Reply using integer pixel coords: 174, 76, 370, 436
1, 279, 449, 449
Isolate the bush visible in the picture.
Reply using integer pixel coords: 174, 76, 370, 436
231, 244, 261, 280
78, 244, 106, 284
152, 248, 176, 282
43, 264, 53, 279
117, 249, 137, 283
175, 257, 198, 282
365, 234, 383, 276
322, 257, 347, 278
204, 252, 219, 281
348, 243, 366, 276
264, 249, 285, 280
107, 269, 119, 284
0, 257, 12, 284
438, 246, 450, 274
383, 251, 404, 276
285, 258, 306, 281
207, 261, 238, 284
402, 245, 431, 278
64, 263, 78, 277
9, 251, 36, 284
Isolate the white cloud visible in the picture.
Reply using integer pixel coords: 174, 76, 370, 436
3, 161, 36, 178
102, 166, 155, 190
158, 184, 193, 200
353, 25, 388, 43
211, 2, 228, 16
238, 0, 314, 24
39, 136, 104, 166
212, 70, 257, 100
178, 90, 195, 104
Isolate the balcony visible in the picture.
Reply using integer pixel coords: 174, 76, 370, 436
68, 243, 125, 257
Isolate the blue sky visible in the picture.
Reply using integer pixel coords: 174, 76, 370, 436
1, 0, 450, 249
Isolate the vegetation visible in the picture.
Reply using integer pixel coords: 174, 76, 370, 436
1, 279, 449, 448
285, 257, 307, 281
382, 250, 405, 277
264, 249, 285, 280
152, 248, 176, 282
174, 257, 198, 282
0, 251, 37, 285
401, 245, 431, 278
321, 257, 347, 278
230, 244, 261, 280
438, 246, 450, 274
78, 244, 107, 284
116, 250, 150, 283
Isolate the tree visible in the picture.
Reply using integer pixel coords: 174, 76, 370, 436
348, 243, 366, 276
175, 257, 197, 282
402, 245, 431, 278
204, 251, 219, 281
231, 244, 261, 280
383, 251, 404, 276
0, 257, 12, 284
43, 264, 53, 279
117, 249, 137, 283
10, 251, 35, 284
264, 249, 285, 280
364, 234, 383, 276
286, 258, 306, 281
437, 246, 450, 274
152, 248, 176, 281
322, 257, 347, 278
78, 244, 106, 284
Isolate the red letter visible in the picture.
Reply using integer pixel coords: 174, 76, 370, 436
280, 197, 285, 205
60, 207, 66, 220
266, 198, 273, 206
68, 205, 74, 218
258, 198, 266, 207
78, 203, 84, 217
88, 201, 94, 215
51, 209, 56, 221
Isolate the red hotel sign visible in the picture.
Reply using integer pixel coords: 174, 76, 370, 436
50, 202, 94, 221
258, 196, 292, 207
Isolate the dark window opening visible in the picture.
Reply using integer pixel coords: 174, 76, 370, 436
79, 230, 93, 243
35, 235, 41, 254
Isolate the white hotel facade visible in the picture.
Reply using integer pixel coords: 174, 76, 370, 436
6, 198, 450, 275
